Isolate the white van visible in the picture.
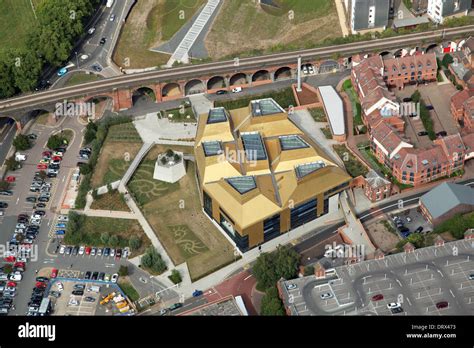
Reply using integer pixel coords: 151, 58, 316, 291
15, 152, 26, 161
231, 87, 242, 93
87, 285, 101, 293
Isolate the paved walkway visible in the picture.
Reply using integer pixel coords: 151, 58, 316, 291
334, 0, 350, 37
167, 0, 221, 66
134, 112, 197, 142
188, 94, 214, 116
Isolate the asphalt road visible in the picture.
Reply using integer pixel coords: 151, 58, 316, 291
2, 25, 473, 115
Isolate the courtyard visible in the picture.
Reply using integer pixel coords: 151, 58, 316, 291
127, 145, 235, 281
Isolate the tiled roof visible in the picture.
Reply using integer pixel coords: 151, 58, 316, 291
371, 122, 404, 155
451, 89, 471, 110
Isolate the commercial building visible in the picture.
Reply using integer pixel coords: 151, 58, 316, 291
427, 0, 470, 23
194, 99, 351, 252
420, 182, 474, 224
344, 0, 390, 34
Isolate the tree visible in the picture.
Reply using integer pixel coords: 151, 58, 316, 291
13, 134, 31, 150
109, 235, 119, 247
411, 90, 421, 103
442, 53, 454, 68
260, 286, 285, 316
100, 232, 109, 244
0, 181, 11, 191
252, 245, 300, 291
168, 269, 182, 284
47, 134, 65, 149
5, 156, 19, 172
304, 265, 315, 276
118, 265, 128, 277
84, 127, 96, 144
38, 170, 47, 181
141, 246, 167, 274
80, 163, 92, 175
91, 189, 98, 200
129, 236, 141, 251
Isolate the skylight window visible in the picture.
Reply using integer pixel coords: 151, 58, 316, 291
251, 98, 284, 116
295, 161, 326, 179
241, 132, 267, 161
202, 141, 222, 157
207, 107, 227, 124
226, 176, 257, 194
279, 135, 309, 151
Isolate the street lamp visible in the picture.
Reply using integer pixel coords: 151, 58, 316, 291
75, 51, 79, 69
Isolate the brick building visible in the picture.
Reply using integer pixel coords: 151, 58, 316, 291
352, 53, 472, 188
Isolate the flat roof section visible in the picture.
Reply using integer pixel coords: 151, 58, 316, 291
207, 107, 228, 124
279, 135, 309, 151
295, 161, 326, 179
318, 86, 345, 136
241, 132, 267, 161
226, 176, 257, 195
202, 141, 223, 157
251, 98, 285, 117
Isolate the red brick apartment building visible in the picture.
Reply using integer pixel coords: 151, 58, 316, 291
352, 53, 473, 187
451, 88, 474, 130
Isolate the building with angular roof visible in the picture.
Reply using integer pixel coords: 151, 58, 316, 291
420, 182, 474, 225
195, 98, 351, 251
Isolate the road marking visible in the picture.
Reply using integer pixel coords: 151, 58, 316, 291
243, 274, 252, 281
450, 289, 455, 298
16, 197, 19, 205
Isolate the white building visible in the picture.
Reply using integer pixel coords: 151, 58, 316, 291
153, 150, 186, 183
427, 0, 470, 24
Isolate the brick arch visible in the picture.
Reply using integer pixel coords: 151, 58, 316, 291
252, 69, 271, 82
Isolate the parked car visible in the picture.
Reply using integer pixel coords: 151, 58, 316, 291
111, 273, 118, 283
115, 249, 122, 259
99, 37, 106, 45
417, 131, 428, 136
216, 90, 227, 95
91, 272, 99, 280
320, 292, 333, 300
468, 274, 474, 280
414, 226, 424, 233
391, 307, 404, 314
436, 131, 447, 137
436, 301, 448, 309
84, 271, 92, 280
168, 303, 183, 311
85, 247, 91, 255
78, 246, 85, 255
231, 87, 242, 93
72, 290, 84, 296
192, 290, 203, 297
50, 268, 58, 278
387, 302, 401, 309
87, 27, 95, 35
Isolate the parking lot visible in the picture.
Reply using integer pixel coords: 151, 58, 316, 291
281, 238, 474, 316
393, 83, 460, 148
49, 279, 125, 316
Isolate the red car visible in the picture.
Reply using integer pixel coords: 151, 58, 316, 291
85, 246, 91, 255
52, 156, 62, 162
42, 151, 52, 157
13, 262, 25, 268
35, 281, 47, 289
436, 301, 448, 309
5, 176, 15, 183
50, 268, 58, 278
37, 163, 48, 170
4, 256, 16, 263
371, 294, 384, 301
7, 281, 17, 287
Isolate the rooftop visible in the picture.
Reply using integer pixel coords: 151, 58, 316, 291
207, 107, 228, 124
318, 86, 345, 136
420, 182, 474, 219
279, 135, 309, 151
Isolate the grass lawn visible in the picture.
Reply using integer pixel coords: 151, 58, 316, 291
91, 123, 143, 188
0, 0, 37, 49
321, 126, 333, 139
309, 108, 327, 122
342, 80, 363, 127
333, 144, 368, 178
60, 129, 74, 144
90, 190, 130, 212
159, 106, 196, 123
214, 88, 296, 110
205, 0, 341, 59
118, 279, 140, 302
64, 216, 151, 255
113, 0, 205, 69
64, 73, 101, 87
128, 145, 235, 281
